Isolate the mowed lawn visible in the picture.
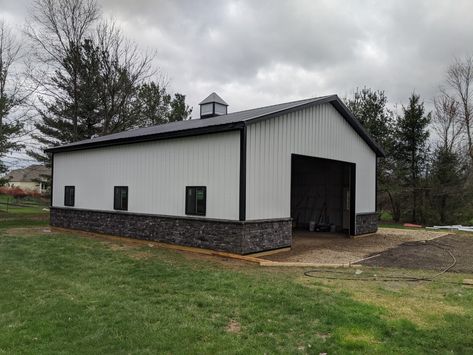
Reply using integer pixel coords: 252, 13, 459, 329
0, 194, 49, 229
1, 223, 473, 353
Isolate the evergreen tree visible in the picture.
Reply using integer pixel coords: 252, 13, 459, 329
0, 21, 24, 183
345, 88, 398, 217
346, 88, 393, 149
29, 39, 102, 163
133, 85, 192, 126
430, 147, 465, 224
0, 95, 23, 184
95, 39, 137, 135
167, 93, 192, 123
133, 82, 171, 126
29, 37, 193, 164
394, 94, 431, 222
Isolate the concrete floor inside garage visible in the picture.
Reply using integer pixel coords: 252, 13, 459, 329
290, 154, 353, 235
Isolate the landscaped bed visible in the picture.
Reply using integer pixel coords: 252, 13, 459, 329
1, 225, 473, 353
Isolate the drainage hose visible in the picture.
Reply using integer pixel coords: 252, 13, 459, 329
304, 239, 457, 283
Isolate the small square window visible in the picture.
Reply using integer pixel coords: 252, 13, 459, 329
185, 186, 206, 216
64, 186, 75, 206
114, 186, 128, 211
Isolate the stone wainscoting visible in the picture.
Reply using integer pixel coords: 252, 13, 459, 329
355, 212, 379, 235
50, 207, 292, 254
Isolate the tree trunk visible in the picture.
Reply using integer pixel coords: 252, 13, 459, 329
440, 194, 447, 224
386, 190, 401, 222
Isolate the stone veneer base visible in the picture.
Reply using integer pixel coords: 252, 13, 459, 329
355, 212, 379, 235
50, 207, 292, 255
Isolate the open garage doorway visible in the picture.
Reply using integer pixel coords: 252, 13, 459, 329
290, 154, 355, 235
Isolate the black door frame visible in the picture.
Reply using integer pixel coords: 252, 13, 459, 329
290, 154, 356, 235
349, 163, 356, 236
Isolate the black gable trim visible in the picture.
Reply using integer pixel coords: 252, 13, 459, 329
243, 95, 385, 157
45, 95, 384, 157
330, 98, 385, 157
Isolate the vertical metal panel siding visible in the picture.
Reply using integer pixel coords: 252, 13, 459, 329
246, 103, 376, 220
52, 131, 240, 220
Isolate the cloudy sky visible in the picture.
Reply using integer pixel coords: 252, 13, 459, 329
1, 0, 473, 116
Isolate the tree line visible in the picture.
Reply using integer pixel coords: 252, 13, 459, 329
1, 0, 473, 225
0, 0, 192, 178
345, 57, 473, 225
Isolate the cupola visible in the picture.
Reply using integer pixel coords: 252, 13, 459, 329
199, 92, 228, 118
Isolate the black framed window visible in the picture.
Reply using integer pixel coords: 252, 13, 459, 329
114, 186, 128, 211
185, 186, 206, 216
64, 186, 75, 206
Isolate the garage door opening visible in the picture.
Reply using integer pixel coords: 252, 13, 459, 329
290, 154, 355, 235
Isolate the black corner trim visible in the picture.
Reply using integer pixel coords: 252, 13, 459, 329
375, 158, 378, 212
239, 125, 247, 221
50, 152, 55, 207
350, 163, 356, 235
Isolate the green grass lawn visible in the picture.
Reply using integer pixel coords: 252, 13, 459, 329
0, 194, 50, 229
1, 227, 473, 354
0, 193, 49, 214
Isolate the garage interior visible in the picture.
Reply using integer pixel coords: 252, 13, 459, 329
290, 154, 355, 235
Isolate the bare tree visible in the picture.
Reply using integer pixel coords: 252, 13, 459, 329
432, 90, 462, 153
0, 21, 26, 180
25, 0, 159, 156
94, 21, 155, 134
25, 0, 100, 142
26, 0, 99, 67
446, 56, 473, 162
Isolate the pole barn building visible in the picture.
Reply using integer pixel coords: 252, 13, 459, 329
47, 93, 384, 254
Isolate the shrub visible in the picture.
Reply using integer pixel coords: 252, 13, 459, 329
0, 186, 29, 199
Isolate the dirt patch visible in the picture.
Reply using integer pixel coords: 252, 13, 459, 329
225, 319, 241, 333
358, 234, 473, 273
315, 332, 331, 341
1, 227, 58, 237
128, 251, 154, 260
263, 228, 448, 265
49, 227, 252, 268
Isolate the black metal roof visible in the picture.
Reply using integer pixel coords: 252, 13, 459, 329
46, 94, 385, 157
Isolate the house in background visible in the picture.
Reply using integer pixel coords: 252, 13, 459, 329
46, 93, 384, 254
3, 164, 51, 194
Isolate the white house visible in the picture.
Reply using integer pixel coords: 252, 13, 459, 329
47, 93, 384, 254
3, 164, 50, 194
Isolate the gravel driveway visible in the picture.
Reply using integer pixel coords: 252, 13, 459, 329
262, 227, 449, 265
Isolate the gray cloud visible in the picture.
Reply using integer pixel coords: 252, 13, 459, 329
2, 0, 473, 115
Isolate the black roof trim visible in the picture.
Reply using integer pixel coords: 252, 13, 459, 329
245, 96, 384, 157
46, 122, 245, 153
45, 94, 385, 157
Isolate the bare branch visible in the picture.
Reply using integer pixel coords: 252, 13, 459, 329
432, 90, 462, 152
446, 56, 473, 162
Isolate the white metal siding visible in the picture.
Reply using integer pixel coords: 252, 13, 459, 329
53, 131, 240, 220
246, 103, 376, 220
